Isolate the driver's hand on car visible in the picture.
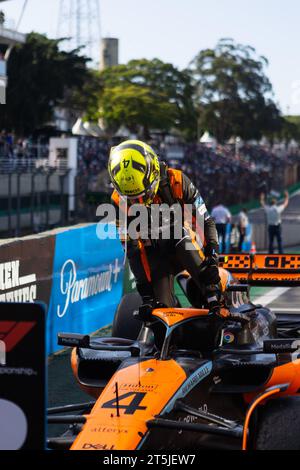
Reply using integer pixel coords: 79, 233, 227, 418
201, 244, 220, 284
201, 244, 222, 316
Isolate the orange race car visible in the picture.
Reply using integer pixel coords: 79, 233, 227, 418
48, 254, 300, 451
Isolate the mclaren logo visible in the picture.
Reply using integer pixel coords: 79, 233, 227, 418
0, 321, 36, 366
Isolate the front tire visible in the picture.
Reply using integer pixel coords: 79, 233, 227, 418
255, 397, 300, 450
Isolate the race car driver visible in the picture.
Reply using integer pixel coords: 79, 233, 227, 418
108, 140, 221, 316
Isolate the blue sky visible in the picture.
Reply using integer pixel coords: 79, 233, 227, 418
1, 0, 300, 114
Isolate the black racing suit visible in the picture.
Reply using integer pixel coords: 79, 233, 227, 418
112, 163, 220, 311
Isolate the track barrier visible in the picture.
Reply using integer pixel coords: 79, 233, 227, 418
0, 223, 124, 355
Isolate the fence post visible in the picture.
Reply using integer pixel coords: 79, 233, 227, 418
45, 169, 55, 229
30, 171, 35, 232
59, 170, 70, 227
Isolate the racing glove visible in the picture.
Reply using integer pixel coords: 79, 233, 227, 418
201, 244, 220, 286
202, 245, 221, 315
204, 243, 219, 259
206, 285, 221, 316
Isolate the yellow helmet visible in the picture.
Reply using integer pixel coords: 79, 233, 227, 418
108, 140, 160, 205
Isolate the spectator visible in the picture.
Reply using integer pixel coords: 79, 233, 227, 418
230, 223, 240, 253
238, 208, 249, 252
211, 202, 232, 253
0, 130, 5, 158
6, 132, 14, 158
260, 191, 289, 254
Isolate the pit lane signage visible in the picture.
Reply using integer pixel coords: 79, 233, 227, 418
264, 255, 300, 269
0, 303, 46, 450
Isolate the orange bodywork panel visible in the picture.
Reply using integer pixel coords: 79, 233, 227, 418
71, 358, 187, 450
267, 359, 300, 394
152, 308, 210, 327
244, 358, 300, 403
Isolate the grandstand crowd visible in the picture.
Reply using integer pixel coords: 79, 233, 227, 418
1, 130, 300, 208
76, 136, 300, 208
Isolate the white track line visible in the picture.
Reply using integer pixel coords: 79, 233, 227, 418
254, 287, 291, 307
271, 308, 300, 313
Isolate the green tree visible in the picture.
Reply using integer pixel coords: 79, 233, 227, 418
191, 38, 282, 142
92, 59, 197, 139
278, 115, 300, 142
0, 32, 92, 135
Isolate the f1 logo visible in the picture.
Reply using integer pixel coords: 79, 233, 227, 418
0, 321, 36, 365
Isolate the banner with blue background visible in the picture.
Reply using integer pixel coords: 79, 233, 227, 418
47, 224, 124, 354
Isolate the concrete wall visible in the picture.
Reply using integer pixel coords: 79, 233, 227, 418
0, 173, 62, 197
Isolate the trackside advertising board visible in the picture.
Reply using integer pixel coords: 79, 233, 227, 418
47, 224, 124, 354
0, 223, 125, 355
0, 302, 46, 450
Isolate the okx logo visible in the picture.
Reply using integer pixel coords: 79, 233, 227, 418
0, 321, 36, 366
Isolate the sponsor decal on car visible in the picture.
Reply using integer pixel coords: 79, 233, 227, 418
120, 383, 159, 392
164, 362, 212, 413
223, 331, 235, 344
90, 427, 129, 434
82, 443, 115, 450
